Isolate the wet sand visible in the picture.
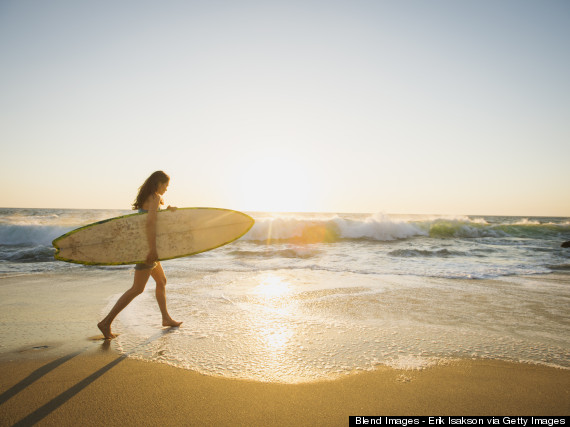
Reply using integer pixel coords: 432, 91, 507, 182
1, 351, 568, 426
1, 272, 569, 425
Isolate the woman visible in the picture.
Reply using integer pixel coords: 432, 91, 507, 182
97, 171, 182, 339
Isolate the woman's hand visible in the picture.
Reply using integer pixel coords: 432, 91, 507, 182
146, 248, 158, 264
167, 205, 178, 212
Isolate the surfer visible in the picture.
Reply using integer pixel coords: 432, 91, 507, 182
97, 171, 182, 339
562, 241, 570, 248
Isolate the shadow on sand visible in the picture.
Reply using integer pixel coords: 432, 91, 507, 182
0, 351, 83, 406
2, 328, 177, 426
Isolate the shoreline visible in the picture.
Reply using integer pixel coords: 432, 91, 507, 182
1, 351, 568, 426
1, 270, 568, 424
1, 271, 569, 375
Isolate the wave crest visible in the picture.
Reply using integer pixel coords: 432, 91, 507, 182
244, 213, 427, 243
243, 214, 570, 244
0, 224, 71, 246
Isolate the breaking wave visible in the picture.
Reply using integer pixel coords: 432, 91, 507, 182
243, 214, 570, 244
0, 245, 56, 263
0, 224, 70, 263
1, 209, 568, 269
0, 224, 71, 246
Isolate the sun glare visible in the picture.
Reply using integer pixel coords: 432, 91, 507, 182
254, 274, 290, 300
232, 150, 318, 212
252, 274, 296, 352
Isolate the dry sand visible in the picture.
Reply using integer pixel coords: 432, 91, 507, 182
1, 350, 568, 426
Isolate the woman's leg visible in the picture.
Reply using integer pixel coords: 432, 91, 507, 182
152, 262, 182, 327
97, 268, 153, 339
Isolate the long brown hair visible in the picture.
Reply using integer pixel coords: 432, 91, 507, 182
132, 171, 170, 210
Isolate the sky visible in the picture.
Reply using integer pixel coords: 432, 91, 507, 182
1, 0, 569, 216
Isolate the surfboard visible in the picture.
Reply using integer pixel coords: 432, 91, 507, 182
52, 208, 255, 266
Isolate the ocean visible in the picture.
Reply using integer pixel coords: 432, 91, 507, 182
1, 208, 569, 383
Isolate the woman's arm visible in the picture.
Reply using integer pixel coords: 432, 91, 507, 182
145, 194, 161, 264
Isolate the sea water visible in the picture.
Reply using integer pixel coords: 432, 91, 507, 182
1, 208, 569, 382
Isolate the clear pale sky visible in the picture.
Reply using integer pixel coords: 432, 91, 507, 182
1, 0, 569, 215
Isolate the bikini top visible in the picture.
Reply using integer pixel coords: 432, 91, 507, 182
138, 209, 148, 213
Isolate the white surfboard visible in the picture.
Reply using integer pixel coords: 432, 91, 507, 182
52, 208, 254, 265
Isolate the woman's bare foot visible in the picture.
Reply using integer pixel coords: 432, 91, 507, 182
97, 321, 116, 339
162, 318, 182, 327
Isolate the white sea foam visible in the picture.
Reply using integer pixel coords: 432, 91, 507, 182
384, 355, 440, 370
334, 213, 426, 240
0, 224, 71, 246
513, 218, 541, 225
106, 269, 570, 383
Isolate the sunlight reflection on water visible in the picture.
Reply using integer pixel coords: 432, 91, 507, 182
112, 269, 570, 383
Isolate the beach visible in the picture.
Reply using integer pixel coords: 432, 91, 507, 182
0, 271, 569, 425
1, 209, 569, 423
1, 352, 569, 426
